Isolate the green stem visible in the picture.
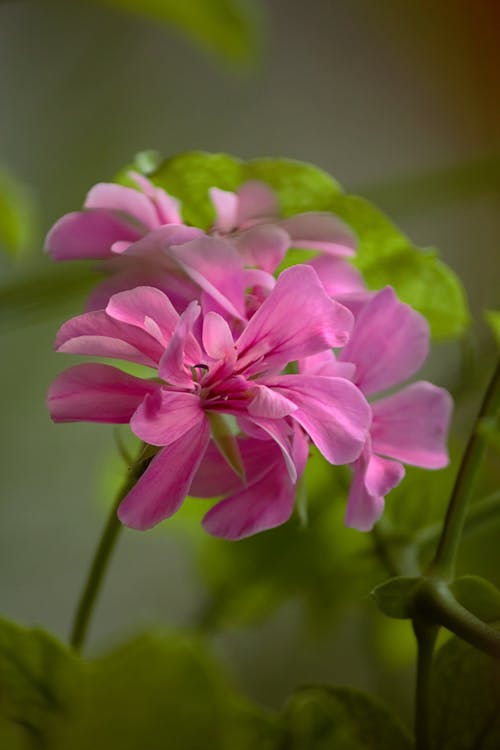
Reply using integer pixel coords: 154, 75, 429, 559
413, 619, 438, 750
419, 580, 500, 660
70, 447, 147, 652
429, 359, 500, 580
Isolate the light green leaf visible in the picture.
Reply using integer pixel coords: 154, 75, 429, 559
91, 0, 261, 64
431, 630, 500, 749
450, 576, 500, 623
151, 151, 243, 227
371, 576, 420, 619
329, 193, 469, 339
0, 619, 82, 746
0, 168, 37, 259
284, 686, 412, 749
485, 310, 500, 347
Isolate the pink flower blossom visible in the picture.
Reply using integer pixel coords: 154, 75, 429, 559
210, 180, 358, 273
304, 286, 452, 531
48, 265, 371, 537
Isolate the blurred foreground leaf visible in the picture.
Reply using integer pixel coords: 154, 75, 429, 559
0, 168, 36, 259
283, 686, 412, 749
92, 0, 261, 64
485, 310, 500, 347
431, 630, 500, 749
0, 619, 82, 746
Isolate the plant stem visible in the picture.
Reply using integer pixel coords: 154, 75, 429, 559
413, 619, 438, 750
69, 448, 147, 652
429, 359, 500, 580
420, 580, 500, 660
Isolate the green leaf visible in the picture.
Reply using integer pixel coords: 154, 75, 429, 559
371, 576, 420, 619
485, 310, 500, 347
283, 686, 412, 749
0, 619, 82, 746
0, 168, 37, 259
92, 0, 261, 64
329, 193, 469, 339
51, 631, 281, 750
151, 151, 243, 227
450, 576, 500, 623
431, 630, 500, 749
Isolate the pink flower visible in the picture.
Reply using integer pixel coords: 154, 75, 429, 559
302, 287, 452, 531
45, 172, 183, 261
210, 180, 358, 272
48, 265, 371, 537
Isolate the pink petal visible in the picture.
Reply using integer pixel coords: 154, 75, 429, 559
45, 211, 141, 261
121, 225, 204, 258
235, 265, 354, 373
169, 237, 246, 322
236, 181, 279, 226
339, 286, 429, 396
117, 422, 210, 530
129, 171, 182, 224
344, 457, 385, 532
370, 381, 452, 468
239, 415, 297, 482
131, 389, 205, 447
248, 385, 298, 419
210, 187, 238, 233
202, 465, 296, 539
48, 363, 157, 423
264, 374, 371, 464
55, 310, 164, 366
85, 183, 160, 230
201, 425, 308, 539
190, 436, 282, 497
105, 286, 179, 345
202, 312, 236, 362
158, 301, 202, 387
279, 213, 356, 256
299, 350, 356, 380
233, 224, 289, 272
308, 256, 366, 296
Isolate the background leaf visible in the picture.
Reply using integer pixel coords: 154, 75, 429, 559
0, 619, 82, 746
283, 685, 412, 749
450, 576, 500, 623
0, 168, 37, 260
89, 0, 261, 64
431, 630, 500, 749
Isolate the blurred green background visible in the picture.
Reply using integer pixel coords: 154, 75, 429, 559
0, 0, 499, 732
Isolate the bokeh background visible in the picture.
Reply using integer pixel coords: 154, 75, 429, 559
1, 0, 499, 730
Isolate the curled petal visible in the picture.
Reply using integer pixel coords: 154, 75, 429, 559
118, 422, 210, 530
202, 312, 236, 363
345, 449, 404, 531
371, 381, 452, 468
129, 171, 182, 224
158, 301, 202, 387
48, 363, 157, 423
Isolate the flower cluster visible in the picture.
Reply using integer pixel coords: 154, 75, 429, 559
47, 173, 452, 539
